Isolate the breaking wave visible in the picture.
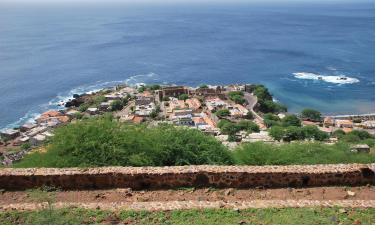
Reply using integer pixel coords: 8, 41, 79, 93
293, 72, 360, 85
2, 73, 160, 130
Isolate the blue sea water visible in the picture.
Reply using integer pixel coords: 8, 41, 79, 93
0, 2, 375, 129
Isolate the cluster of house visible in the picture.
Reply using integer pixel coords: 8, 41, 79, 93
0, 110, 71, 148
117, 84, 264, 143
87, 87, 136, 115
3, 83, 373, 162
321, 116, 375, 135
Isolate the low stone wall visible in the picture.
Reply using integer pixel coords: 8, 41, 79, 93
0, 164, 374, 190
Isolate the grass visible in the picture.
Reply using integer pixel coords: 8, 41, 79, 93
0, 207, 374, 225
233, 142, 375, 165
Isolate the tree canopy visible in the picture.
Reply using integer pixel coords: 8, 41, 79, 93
178, 94, 189, 101
252, 85, 287, 114
301, 109, 322, 122
228, 91, 246, 105
216, 109, 230, 118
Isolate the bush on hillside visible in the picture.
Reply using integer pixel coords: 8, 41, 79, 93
228, 91, 246, 105
233, 142, 375, 165
218, 120, 259, 135
301, 108, 322, 122
268, 125, 328, 142
216, 109, 230, 118
15, 117, 233, 168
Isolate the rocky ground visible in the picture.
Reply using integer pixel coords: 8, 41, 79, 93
1, 186, 374, 211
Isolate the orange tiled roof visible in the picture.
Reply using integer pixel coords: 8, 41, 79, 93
132, 116, 144, 124
342, 127, 353, 133
186, 98, 201, 110
203, 114, 216, 128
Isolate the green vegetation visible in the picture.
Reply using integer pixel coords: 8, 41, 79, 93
25, 187, 59, 225
110, 99, 124, 111
1, 207, 374, 225
138, 84, 161, 92
77, 94, 107, 112
215, 109, 230, 118
217, 120, 260, 136
149, 105, 161, 119
72, 112, 83, 120
21, 143, 31, 150
78, 102, 90, 112
233, 142, 375, 165
334, 129, 375, 147
264, 113, 302, 128
228, 91, 246, 105
15, 117, 233, 168
252, 85, 287, 114
138, 86, 147, 93
244, 111, 254, 120
301, 108, 322, 122
269, 125, 328, 142
148, 84, 161, 90
178, 94, 189, 101
281, 114, 301, 127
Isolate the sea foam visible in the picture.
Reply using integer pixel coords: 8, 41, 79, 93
293, 72, 360, 84
2, 73, 160, 130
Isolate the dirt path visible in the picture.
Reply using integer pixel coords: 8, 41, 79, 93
1, 186, 374, 209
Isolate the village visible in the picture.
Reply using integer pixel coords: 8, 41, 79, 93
1, 83, 375, 165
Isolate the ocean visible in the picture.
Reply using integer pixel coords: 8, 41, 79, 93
0, 2, 375, 129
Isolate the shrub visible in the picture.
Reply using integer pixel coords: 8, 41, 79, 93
148, 84, 161, 90
302, 125, 329, 141
228, 91, 246, 105
281, 115, 301, 127
15, 117, 233, 167
301, 109, 322, 122
178, 94, 189, 101
110, 100, 124, 111
78, 103, 90, 112
237, 120, 260, 133
269, 126, 284, 141
252, 85, 287, 114
72, 112, 83, 120
244, 111, 254, 120
138, 86, 146, 93
257, 100, 287, 114
216, 109, 230, 118
218, 120, 259, 135
253, 85, 272, 101
21, 143, 31, 150
268, 125, 328, 142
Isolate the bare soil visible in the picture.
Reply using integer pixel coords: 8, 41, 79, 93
1, 186, 374, 204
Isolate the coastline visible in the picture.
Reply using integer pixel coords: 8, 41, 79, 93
2, 81, 375, 131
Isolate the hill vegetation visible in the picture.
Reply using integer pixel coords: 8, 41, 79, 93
15, 116, 233, 168
233, 142, 375, 165
14, 115, 375, 168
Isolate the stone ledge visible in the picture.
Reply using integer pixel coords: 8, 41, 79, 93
0, 164, 374, 190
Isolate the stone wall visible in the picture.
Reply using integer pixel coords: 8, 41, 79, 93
0, 164, 374, 190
